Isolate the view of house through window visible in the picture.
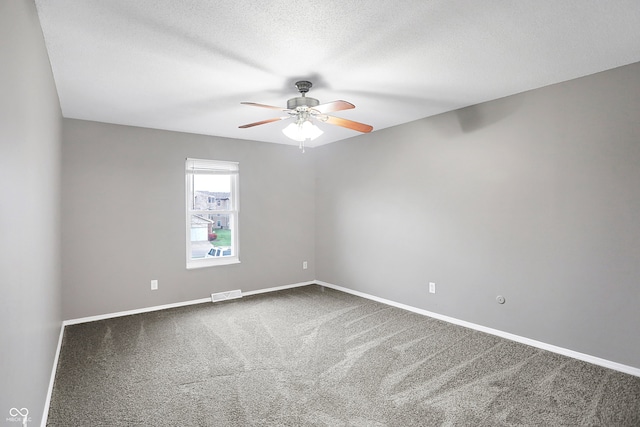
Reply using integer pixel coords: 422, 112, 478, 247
185, 158, 239, 268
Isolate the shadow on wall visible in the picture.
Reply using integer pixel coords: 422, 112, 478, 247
454, 96, 523, 133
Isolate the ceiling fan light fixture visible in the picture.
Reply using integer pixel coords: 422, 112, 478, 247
282, 120, 323, 142
240, 80, 372, 151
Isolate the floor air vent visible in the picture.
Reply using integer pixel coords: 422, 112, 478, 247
211, 289, 242, 303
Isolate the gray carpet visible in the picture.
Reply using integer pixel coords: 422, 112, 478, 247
47, 285, 640, 426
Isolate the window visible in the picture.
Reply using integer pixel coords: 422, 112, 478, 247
185, 158, 239, 268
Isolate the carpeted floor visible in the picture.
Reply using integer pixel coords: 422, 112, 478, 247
47, 285, 640, 426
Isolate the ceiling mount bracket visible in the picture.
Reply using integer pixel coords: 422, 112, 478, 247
295, 80, 312, 96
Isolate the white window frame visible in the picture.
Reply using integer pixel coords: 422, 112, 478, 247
185, 158, 240, 269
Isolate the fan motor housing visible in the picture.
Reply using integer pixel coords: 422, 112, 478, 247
287, 96, 320, 110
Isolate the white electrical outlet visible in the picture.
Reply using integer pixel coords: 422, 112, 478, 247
151, 279, 158, 290
303, 261, 308, 270
429, 282, 436, 294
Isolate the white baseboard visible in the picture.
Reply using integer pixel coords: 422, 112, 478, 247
41, 322, 64, 427
63, 281, 315, 326
242, 280, 315, 297
316, 281, 640, 378
63, 297, 213, 326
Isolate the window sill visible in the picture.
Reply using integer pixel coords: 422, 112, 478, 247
186, 257, 240, 270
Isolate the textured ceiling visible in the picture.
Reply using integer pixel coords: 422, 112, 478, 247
35, 0, 640, 147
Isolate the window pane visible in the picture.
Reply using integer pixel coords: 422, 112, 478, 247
189, 214, 233, 259
186, 158, 239, 268
192, 174, 232, 211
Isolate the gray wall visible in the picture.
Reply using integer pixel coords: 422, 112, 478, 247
315, 62, 640, 369
0, 0, 62, 424
4, 2, 637, 418
62, 120, 315, 319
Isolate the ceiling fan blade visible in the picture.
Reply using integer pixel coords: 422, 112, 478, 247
241, 102, 286, 111
313, 100, 355, 114
238, 116, 289, 129
323, 115, 373, 133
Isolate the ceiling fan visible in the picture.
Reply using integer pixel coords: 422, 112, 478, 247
239, 81, 373, 148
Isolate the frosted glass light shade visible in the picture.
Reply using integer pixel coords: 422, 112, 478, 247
301, 120, 323, 140
282, 120, 323, 141
282, 122, 304, 141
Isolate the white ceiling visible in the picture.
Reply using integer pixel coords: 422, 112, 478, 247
35, 0, 640, 147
